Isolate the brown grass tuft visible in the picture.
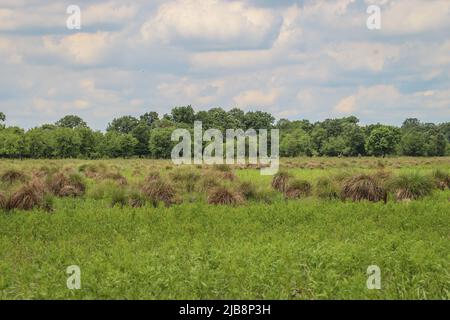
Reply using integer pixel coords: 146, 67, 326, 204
1, 170, 27, 185
142, 179, 176, 207
284, 179, 312, 199
341, 174, 387, 203
48, 173, 86, 197
271, 171, 290, 193
207, 187, 244, 206
7, 183, 44, 210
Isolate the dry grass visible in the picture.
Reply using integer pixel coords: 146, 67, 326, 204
7, 182, 44, 211
284, 179, 312, 199
1, 170, 27, 185
48, 173, 86, 197
341, 174, 387, 203
272, 171, 290, 193
142, 179, 176, 207
207, 186, 244, 206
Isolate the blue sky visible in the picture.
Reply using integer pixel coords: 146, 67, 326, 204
0, 0, 449, 130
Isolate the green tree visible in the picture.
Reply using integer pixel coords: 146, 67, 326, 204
131, 122, 151, 157
140, 112, 159, 127
148, 127, 177, 159
53, 128, 82, 158
280, 129, 313, 157
400, 130, 427, 156
171, 106, 195, 125
103, 132, 138, 158
321, 136, 347, 156
243, 111, 275, 130
0, 127, 25, 157
366, 126, 400, 157
55, 115, 87, 129
107, 116, 139, 134
25, 127, 57, 158
0, 112, 5, 129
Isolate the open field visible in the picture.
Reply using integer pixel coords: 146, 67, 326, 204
0, 157, 449, 299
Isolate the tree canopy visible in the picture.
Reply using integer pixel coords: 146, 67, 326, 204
0, 108, 448, 159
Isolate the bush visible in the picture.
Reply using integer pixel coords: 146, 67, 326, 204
48, 173, 86, 197
285, 179, 312, 199
0, 192, 7, 210
111, 187, 128, 208
42, 194, 55, 213
271, 171, 290, 193
207, 187, 244, 206
7, 183, 44, 211
316, 177, 340, 200
129, 191, 146, 208
142, 179, 176, 207
432, 169, 450, 190
388, 172, 435, 201
237, 181, 258, 200
341, 174, 387, 203
1, 170, 27, 185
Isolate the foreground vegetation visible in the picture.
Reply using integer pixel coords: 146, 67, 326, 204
0, 158, 449, 299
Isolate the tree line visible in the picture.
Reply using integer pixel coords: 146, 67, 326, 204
0, 107, 449, 159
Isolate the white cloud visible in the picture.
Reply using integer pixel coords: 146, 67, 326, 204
233, 89, 280, 108
326, 42, 400, 72
335, 95, 357, 114
43, 32, 116, 65
141, 0, 282, 50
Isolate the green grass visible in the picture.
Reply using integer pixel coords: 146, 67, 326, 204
0, 158, 449, 299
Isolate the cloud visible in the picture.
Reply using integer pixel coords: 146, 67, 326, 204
233, 89, 280, 108
325, 42, 400, 72
0, 0, 449, 129
43, 32, 116, 65
141, 0, 282, 50
335, 95, 357, 114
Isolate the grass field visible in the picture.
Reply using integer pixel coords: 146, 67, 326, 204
0, 158, 449, 299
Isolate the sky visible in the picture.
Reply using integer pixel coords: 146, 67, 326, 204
0, 0, 449, 130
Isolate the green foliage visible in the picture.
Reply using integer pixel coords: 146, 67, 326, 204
366, 126, 400, 156
148, 127, 177, 159
388, 172, 435, 200
0, 110, 449, 159
55, 115, 87, 129
107, 116, 139, 134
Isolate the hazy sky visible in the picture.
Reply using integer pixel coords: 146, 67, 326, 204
0, 0, 449, 130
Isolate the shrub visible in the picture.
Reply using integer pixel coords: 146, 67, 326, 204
316, 177, 340, 200
237, 181, 258, 200
0, 192, 7, 210
285, 179, 312, 199
170, 168, 200, 192
7, 183, 44, 211
207, 187, 244, 206
111, 188, 128, 208
42, 194, 55, 213
432, 169, 450, 190
48, 173, 86, 197
142, 179, 176, 207
129, 191, 146, 208
388, 172, 435, 201
341, 174, 387, 203
1, 170, 27, 185
271, 171, 290, 193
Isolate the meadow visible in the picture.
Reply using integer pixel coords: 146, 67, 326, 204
0, 157, 449, 300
